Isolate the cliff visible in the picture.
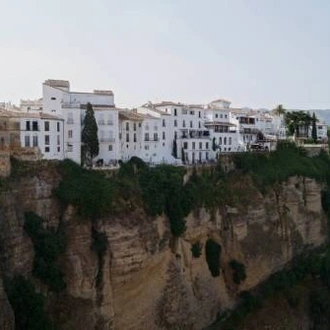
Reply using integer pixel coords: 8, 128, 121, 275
0, 159, 327, 330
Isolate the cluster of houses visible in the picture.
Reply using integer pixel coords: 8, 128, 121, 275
0, 79, 328, 166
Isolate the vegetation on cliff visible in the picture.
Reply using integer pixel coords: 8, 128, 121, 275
24, 211, 66, 292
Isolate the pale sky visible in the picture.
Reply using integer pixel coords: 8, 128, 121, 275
1, 0, 329, 109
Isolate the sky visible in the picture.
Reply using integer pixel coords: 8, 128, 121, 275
0, 0, 330, 109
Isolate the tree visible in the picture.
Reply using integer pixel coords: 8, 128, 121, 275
82, 102, 99, 165
172, 138, 177, 158
273, 104, 286, 116
181, 147, 185, 164
212, 137, 217, 152
312, 112, 317, 143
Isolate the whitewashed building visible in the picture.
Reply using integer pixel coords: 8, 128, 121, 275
42, 79, 119, 165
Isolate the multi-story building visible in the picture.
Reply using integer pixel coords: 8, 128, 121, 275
42, 79, 119, 165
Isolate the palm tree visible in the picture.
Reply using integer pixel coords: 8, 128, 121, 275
273, 104, 286, 116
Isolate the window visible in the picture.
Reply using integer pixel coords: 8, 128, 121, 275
57, 135, 60, 145
220, 114, 223, 118
57, 147, 60, 152
192, 142, 195, 150
52, 110, 56, 113
134, 133, 137, 142
133, 123, 137, 131
190, 111, 194, 115
32, 121, 38, 131
183, 142, 188, 149
199, 111, 201, 118
108, 145, 113, 151
182, 109, 187, 115
145, 133, 149, 141
153, 133, 158, 141
68, 130, 73, 138
215, 114, 218, 118
126, 133, 129, 142
138, 123, 142, 127
45, 135, 50, 145
25, 135, 30, 147
32, 135, 38, 147
154, 125, 158, 131
229, 137, 232, 145
206, 142, 209, 149
182, 120, 186, 128
45, 147, 50, 153
199, 122, 201, 128
126, 122, 129, 131
219, 137, 222, 145
57, 122, 60, 132
44, 121, 49, 131
199, 142, 202, 149
174, 131, 177, 139
144, 145, 149, 150
26, 121, 30, 131
51, 97, 56, 100
162, 119, 165, 127
224, 137, 227, 145
67, 144, 73, 152
174, 108, 177, 116
225, 114, 227, 118
162, 132, 165, 140
190, 121, 193, 128
174, 120, 177, 127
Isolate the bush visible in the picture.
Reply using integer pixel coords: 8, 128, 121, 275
24, 212, 66, 292
4, 275, 53, 330
191, 242, 202, 258
229, 260, 247, 284
55, 159, 113, 218
205, 239, 221, 277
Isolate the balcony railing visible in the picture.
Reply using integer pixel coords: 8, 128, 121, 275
144, 138, 160, 142
100, 137, 115, 142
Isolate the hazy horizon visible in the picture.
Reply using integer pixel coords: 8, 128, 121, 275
1, 0, 329, 110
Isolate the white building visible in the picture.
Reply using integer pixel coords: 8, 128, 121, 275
42, 79, 119, 165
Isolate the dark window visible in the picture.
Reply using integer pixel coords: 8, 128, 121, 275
25, 135, 30, 147
162, 132, 165, 140
51, 97, 56, 100
153, 133, 158, 141
44, 121, 50, 131
133, 123, 137, 131
183, 142, 188, 149
45, 135, 50, 145
32, 121, 38, 131
45, 146, 50, 152
145, 133, 149, 141
108, 145, 113, 151
134, 133, 137, 142
26, 121, 30, 131
126, 122, 129, 131
174, 108, 177, 116
198, 111, 201, 118
162, 119, 165, 127
57, 122, 60, 132
126, 133, 129, 142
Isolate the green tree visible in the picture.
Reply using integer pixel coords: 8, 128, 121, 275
212, 137, 217, 152
273, 104, 286, 116
172, 138, 178, 158
82, 102, 99, 165
312, 112, 317, 143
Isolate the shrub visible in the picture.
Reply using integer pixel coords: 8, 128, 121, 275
229, 259, 247, 284
4, 275, 53, 330
55, 159, 113, 218
24, 212, 66, 292
205, 239, 221, 277
191, 242, 202, 258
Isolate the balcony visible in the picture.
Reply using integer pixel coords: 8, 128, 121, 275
144, 138, 160, 142
100, 137, 115, 143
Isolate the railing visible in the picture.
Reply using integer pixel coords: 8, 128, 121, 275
100, 137, 115, 142
144, 138, 160, 142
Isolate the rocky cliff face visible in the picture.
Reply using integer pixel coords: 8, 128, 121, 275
0, 165, 327, 330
